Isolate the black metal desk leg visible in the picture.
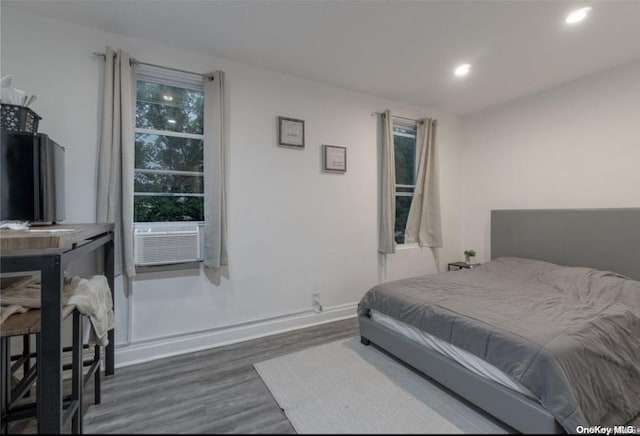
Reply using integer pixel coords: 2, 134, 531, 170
104, 237, 115, 376
38, 255, 64, 434
71, 310, 83, 434
1, 338, 9, 434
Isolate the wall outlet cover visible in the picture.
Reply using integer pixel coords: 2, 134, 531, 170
312, 292, 323, 313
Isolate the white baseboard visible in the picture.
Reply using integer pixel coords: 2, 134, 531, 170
115, 302, 358, 368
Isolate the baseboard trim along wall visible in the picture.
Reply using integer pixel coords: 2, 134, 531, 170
115, 302, 358, 368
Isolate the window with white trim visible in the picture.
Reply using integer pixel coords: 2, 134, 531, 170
134, 67, 204, 222
393, 119, 418, 244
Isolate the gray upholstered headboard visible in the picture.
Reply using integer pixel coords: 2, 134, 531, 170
491, 208, 640, 281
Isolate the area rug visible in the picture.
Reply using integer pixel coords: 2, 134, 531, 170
254, 337, 510, 434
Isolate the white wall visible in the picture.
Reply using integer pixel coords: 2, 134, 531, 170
461, 61, 640, 262
1, 7, 464, 365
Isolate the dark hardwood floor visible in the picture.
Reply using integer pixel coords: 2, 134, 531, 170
9, 317, 359, 434
8, 316, 640, 434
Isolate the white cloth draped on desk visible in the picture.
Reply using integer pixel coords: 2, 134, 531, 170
0, 304, 27, 324
0, 276, 115, 346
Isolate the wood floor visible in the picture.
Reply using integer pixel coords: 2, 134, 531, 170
9, 316, 640, 434
9, 317, 359, 434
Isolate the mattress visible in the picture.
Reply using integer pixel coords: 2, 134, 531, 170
370, 309, 536, 400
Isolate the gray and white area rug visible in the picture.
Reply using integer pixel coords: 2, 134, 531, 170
254, 337, 511, 434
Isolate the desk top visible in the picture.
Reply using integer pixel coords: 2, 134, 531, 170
0, 223, 114, 251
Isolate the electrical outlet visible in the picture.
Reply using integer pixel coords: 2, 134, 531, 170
312, 292, 323, 313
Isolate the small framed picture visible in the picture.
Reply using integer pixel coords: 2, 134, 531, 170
322, 145, 347, 173
278, 116, 305, 148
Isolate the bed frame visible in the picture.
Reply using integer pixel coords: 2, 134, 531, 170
360, 208, 640, 434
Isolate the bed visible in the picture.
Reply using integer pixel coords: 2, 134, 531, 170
358, 208, 640, 434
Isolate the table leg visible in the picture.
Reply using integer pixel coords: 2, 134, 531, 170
38, 255, 64, 434
23, 335, 31, 398
1, 338, 8, 433
104, 237, 115, 376
71, 310, 83, 434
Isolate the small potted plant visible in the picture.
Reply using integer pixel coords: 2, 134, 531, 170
464, 249, 476, 264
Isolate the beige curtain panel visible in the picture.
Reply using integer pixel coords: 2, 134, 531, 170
378, 109, 396, 254
96, 47, 137, 278
203, 71, 229, 272
405, 118, 443, 248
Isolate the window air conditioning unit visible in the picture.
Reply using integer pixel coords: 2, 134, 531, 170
134, 224, 203, 266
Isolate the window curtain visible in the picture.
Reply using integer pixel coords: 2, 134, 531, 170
96, 47, 136, 278
203, 71, 229, 276
405, 118, 443, 248
378, 109, 396, 254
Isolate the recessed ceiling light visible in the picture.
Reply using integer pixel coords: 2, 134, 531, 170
565, 6, 592, 25
163, 95, 173, 101
454, 63, 471, 77
167, 119, 177, 124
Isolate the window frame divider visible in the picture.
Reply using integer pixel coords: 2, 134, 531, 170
134, 192, 205, 198
135, 127, 205, 140
135, 168, 204, 177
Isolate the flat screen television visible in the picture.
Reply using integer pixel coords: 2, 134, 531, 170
1, 130, 65, 224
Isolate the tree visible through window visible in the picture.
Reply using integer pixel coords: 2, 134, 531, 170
134, 79, 205, 222
393, 121, 417, 244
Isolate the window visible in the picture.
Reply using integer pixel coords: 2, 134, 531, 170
393, 120, 418, 244
134, 70, 205, 222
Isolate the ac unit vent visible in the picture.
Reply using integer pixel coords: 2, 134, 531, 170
134, 225, 202, 266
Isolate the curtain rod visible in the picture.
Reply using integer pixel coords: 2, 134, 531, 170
93, 52, 213, 80
371, 112, 426, 124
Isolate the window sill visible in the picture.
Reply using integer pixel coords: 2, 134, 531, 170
135, 261, 202, 274
395, 243, 420, 250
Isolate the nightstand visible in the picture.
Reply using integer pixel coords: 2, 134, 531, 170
447, 261, 481, 271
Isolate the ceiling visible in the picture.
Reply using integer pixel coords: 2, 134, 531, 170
4, 0, 640, 114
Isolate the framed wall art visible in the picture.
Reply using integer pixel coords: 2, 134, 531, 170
322, 145, 347, 173
278, 116, 305, 148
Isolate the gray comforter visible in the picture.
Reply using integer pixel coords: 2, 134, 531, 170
358, 257, 640, 433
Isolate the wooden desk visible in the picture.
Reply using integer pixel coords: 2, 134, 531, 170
1, 223, 115, 433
